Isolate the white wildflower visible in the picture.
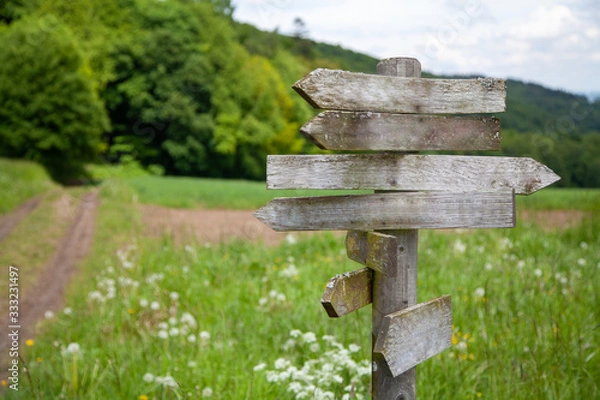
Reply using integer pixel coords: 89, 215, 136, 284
202, 387, 213, 397
187, 334, 196, 343
44, 311, 54, 319
170, 291, 179, 301
181, 312, 197, 328
66, 342, 80, 354
484, 262, 493, 271
158, 330, 168, 339
348, 344, 360, 353
310, 343, 320, 352
258, 297, 267, 306
143, 373, 155, 383
169, 327, 180, 337
254, 363, 266, 372
200, 331, 211, 341
285, 234, 297, 245
290, 329, 302, 338
534, 268, 543, 277
139, 298, 149, 307
453, 239, 466, 254
474, 288, 485, 298
63, 307, 72, 315
150, 301, 160, 310
577, 258, 586, 266
302, 332, 317, 343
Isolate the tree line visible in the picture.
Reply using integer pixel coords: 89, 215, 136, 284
0, 0, 598, 187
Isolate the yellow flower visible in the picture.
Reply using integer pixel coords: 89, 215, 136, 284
128, 308, 135, 315
36, 357, 42, 363
452, 334, 459, 345
139, 395, 149, 400
26, 339, 34, 346
1, 380, 7, 387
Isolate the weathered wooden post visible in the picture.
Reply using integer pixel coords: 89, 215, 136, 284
256, 56, 559, 399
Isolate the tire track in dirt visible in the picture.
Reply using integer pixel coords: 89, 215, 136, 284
0, 190, 99, 375
0, 195, 43, 242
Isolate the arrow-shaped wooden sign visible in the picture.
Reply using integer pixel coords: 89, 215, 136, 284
293, 69, 506, 114
267, 154, 560, 195
301, 112, 501, 151
374, 295, 452, 378
255, 191, 515, 232
321, 268, 373, 318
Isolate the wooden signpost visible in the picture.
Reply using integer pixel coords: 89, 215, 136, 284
255, 56, 560, 399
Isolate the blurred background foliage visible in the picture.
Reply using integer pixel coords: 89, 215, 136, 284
0, 0, 599, 185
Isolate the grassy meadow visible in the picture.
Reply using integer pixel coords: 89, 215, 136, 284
0, 159, 598, 399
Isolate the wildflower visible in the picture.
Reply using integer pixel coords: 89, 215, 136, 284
63, 307, 73, 315
65, 343, 80, 355
290, 329, 302, 338
44, 311, 54, 319
580, 242, 588, 249
128, 308, 135, 314
187, 361, 197, 368
200, 331, 211, 341
181, 312, 197, 328
517, 260, 526, 269
258, 298, 267, 306
158, 330, 168, 339
484, 262, 493, 271
26, 339, 34, 346
348, 344, 360, 353
474, 288, 485, 298
534, 268, 542, 277
156, 375, 178, 388
169, 327, 180, 337
139, 396, 149, 400
170, 292, 179, 301
310, 343, 320, 352
302, 332, 317, 343
0, 381, 6, 387
285, 234, 297, 245
253, 363, 266, 372
187, 334, 196, 343
150, 301, 160, 310
158, 322, 169, 330
202, 387, 213, 397
453, 239, 466, 253
577, 258, 586, 266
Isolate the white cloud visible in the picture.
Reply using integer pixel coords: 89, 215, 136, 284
232, 0, 600, 94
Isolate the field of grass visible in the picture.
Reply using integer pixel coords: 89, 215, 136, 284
0, 158, 56, 215
120, 175, 600, 212
1, 158, 599, 399
2, 170, 597, 399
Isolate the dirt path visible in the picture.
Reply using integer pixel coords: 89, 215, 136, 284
0, 195, 43, 242
140, 204, 301, 245
0, 190, 99, 373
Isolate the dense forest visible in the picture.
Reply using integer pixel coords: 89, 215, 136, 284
1, 0, 599, 186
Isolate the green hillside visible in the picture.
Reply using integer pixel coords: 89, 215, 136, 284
0, 0, 598, 187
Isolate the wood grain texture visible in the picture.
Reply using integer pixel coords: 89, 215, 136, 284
321, 268, 373, 318
301, 112, 501, 151
255, 191, 516, 232
267, 154, 560, 195
374, 295, 453, 378
292, 68, 506, 114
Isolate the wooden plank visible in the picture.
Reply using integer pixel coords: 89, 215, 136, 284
255, 191, 516, 232
292, 68, 506, 114
346, 231, 369, 265
321, 268, 373, 318
373, 295, 452, 378
372, 58, 420, 400
301, 112, 501, 151
267, 154, 560, 195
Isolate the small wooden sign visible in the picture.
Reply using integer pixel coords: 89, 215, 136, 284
374, 295, 452, 378
301, 112, 501, 151
267, 154, 560, 195
293, 69, 506, 114
321, 268, 373, 318
255, 191, 515, 232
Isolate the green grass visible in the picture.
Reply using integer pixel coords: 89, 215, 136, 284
517, 188, 600, 211
5, 183, 598, 399
124, 175, 370, 209
0, 158, 55, 214
124, 175, 600, 211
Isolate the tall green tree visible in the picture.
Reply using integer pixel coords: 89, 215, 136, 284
0, 15, 109, 180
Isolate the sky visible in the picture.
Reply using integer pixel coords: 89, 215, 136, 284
232, 0, 600, 97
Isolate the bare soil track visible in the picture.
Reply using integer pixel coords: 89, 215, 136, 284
0, 190, 99, 377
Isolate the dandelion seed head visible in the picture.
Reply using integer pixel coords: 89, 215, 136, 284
143, 373, 155, 383
44, 311, 54, 319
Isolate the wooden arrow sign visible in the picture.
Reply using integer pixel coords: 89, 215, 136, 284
301, 112, 501, 151
374, 295, 452, 378
255, 191, 515, 232
267, 154, 560, 195
293, 69, 506, 114
321, 268, 373, 318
